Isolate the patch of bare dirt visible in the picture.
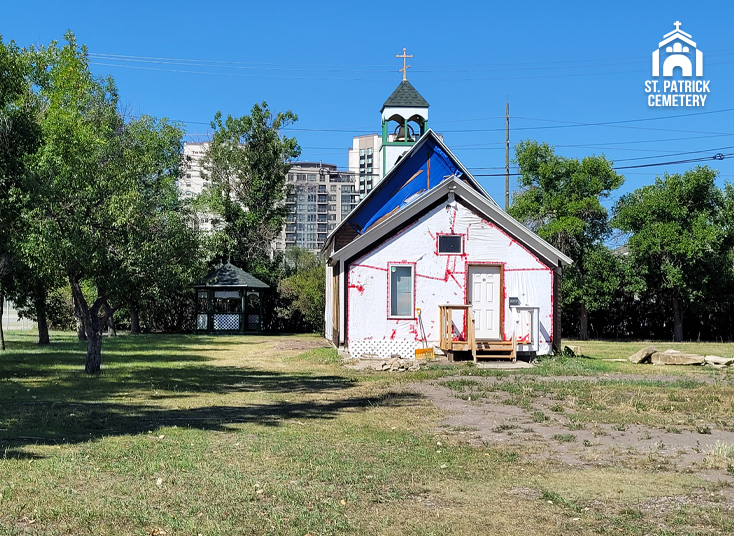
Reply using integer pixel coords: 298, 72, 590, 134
273, 338, 331, 352
408, 375, 734, 479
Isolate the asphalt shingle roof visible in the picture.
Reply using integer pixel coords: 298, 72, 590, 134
195, 263, 269, 289
381, 80, 429, 111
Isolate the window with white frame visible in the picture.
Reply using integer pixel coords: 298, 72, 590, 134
389, 265, 414, 318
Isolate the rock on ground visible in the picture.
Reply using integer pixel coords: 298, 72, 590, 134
651, 352, 704, 366
629, 345, 657, 364
704, 355, 734, 366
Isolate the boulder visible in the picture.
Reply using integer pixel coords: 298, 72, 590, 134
651, 352, 704, 366
704, 355, 734, 366
629, 345, 657, 364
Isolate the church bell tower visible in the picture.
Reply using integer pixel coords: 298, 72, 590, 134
380, 48, 429, 177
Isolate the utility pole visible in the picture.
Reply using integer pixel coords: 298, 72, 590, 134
505, 100, 510, 210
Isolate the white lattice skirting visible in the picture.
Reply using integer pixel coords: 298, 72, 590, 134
213, 314, 240, 330
348, 339, 423, 360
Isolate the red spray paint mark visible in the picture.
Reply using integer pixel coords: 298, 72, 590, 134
390, 329, 397, 340
348, 283, 365, 295
408, 323, 421, 341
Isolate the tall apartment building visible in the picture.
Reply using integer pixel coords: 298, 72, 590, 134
180, 144, 358, 255
273, 162, 357, 254
347, 134, 381, 200
181, 141, 215, 232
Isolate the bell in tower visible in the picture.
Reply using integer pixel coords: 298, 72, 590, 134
393, 123, 416, 142
379, 48, 429, 177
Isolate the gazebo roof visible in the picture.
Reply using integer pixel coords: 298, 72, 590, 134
195, 263, 269, 289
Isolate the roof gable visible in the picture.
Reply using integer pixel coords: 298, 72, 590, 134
330, 178, 573, 269
196, 263, 269, 288
325, 130, 495, 253
381, 80, 429, 111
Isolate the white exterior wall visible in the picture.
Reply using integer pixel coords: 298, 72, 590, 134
381, 144, 410, 178
324, 263, 333, 341
381, 107, 428, 123
346, 200, 554, 359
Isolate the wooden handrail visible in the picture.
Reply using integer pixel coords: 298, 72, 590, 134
468, 307, 477, 362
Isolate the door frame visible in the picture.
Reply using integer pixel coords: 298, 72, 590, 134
465, 263, 505, 341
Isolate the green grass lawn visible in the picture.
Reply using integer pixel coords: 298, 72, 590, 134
562, 339, 734, 361
1, 332, 733, 535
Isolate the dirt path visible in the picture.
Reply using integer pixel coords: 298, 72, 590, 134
409, 374, 734, 484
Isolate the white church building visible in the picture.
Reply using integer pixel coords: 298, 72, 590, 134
322, 79, 572, 360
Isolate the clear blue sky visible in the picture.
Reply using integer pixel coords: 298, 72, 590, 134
4, 0, 734, 207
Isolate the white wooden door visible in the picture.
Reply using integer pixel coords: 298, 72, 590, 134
468, 266, 501, 340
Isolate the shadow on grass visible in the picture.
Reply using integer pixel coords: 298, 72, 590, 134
0, 332, 425, 457
0, 391, 424, 458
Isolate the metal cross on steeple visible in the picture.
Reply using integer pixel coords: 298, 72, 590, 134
396, 48, 413, 81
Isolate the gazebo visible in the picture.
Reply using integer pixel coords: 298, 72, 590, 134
194, 263, 269, 333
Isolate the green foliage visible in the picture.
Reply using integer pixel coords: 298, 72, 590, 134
278, 249, 325, 333
509, 141, 624, 337
612, 166, 729, 340
202, 102, 300, 269
8, 32, 203, 368
509, 140, 624, 259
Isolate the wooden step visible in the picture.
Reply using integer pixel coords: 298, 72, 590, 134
475, 341, 514, 351
473, 338, 517, 362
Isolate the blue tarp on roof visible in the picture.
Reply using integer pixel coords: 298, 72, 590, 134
348, 138, 463, 233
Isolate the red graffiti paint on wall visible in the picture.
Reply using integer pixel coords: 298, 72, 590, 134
348, 283, 365, 295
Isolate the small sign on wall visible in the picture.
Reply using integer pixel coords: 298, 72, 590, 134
509, 297, 520, 306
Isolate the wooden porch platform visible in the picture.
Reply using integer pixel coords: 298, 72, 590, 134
438, 304, 517, 363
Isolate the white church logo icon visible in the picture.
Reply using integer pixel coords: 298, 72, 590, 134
645, 21, 710, 107
652, 21, 702, 77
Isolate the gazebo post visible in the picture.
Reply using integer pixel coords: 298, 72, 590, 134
207, 289, 214, 332
241, 289, 246, 334
258, 290, 263, 333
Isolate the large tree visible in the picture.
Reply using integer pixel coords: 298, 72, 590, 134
278, 247, 325, 333
0, 38, 42, 349
508, 140, 624, 339
112, 115, 205, 334
21, 33, 198, 372
202, 103, 300, 273
612, 166, 729, 342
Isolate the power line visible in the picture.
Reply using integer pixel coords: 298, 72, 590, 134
167, 108, 734, 136
470, 151, 732, 176
88, 49, 734, 76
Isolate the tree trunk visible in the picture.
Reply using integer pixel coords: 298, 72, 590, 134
130, 308, 140, 334
37, 307, 50, 345
672, 296, 683, 342
70, 276, 104, 374
0, 292, 5, 351
35, 293, 50, 345
106, 315, 116, 337
73, 290, 87, 341
85, 317, 103, 374
579, 303, 589, 341
104, 303, 117, 337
